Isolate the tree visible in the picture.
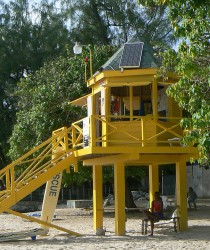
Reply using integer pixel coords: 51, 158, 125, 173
70, 0, 175, 47
8, 44, 117, 160
139, 0, 210, 165
0, 0, 71, 167
3, 0, 180, 197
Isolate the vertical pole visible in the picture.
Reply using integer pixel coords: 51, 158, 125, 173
114, 162, 126, 236
130, 86, 133, 121
176, 161, 188, 230
101, 85, 109, 147
141, 117, 145, 146
152, 78, 158, 119
71, 125, 76, 149
93, 165, 103, 232
89, 48, 93, 77
90, 115, 96, 147
84, 61, 87, 82
149, 164, 159, 207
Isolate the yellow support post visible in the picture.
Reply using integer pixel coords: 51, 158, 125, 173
90, 115, 96, 147
101, 84, 109, 147
93, 165, 103, 233
130, 86, 133, 121
149, 164, 159, 207
114, 162, 126, 236
152, 78, 158, 119
141, 117, 145, 147
176, 161, 188, 230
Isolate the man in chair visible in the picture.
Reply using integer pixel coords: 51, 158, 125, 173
144, 191, 164, 236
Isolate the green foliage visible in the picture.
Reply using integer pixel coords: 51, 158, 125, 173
0, 0, 176, 168
102, 166, 147, 184
139, 0, 210, 165
8, 45, 117, 160
0, 0, 71, 166
62, 164, 93, 187
2, 0, 180, 184
70, 0, 175, 47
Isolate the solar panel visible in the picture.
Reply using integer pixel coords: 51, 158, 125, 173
119, 42, 144, 68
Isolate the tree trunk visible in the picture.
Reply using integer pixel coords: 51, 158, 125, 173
125, 178, 136, 208
0, 145, 6, 169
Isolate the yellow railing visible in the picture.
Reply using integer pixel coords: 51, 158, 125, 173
70, 118, 84, 148
0, 115, 184, 209
71, 115, 184, 148
0, 127, 72, 203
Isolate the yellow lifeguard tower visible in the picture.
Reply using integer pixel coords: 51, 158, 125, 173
70, 38, 198, 235
0, 37, 198, 238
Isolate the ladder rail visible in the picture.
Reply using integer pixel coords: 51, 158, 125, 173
0, 126, 74, 208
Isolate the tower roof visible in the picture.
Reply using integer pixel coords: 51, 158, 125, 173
101, 36, 160, 71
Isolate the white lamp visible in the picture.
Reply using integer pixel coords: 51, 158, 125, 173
73, 42, 83, 54
73, 42, 93, 78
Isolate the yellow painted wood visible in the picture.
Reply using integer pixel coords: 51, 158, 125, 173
87, 68, 158, 86
108, 121, 142, 146
85, 154, 169, 166
87, 68, 179, 87
0, 154, 76, 214
114, 162, 126, 236
6, 208, 81, 236
130, 86, 133, 120
152, 79, 158, 119
176, 161, 188, 230
105, 80, 152, 87
143, 118, 156, 147
93, 165, 103, 231
102, 85, 109, 147
0, 56, 200, 241
167, 96, 173, 117
141, 118, 145, 146
149, 164, 159, 207
90, 115, 96, 147
83, 154, 193, 167
83, 145, 198, 156
92, 83, 103, 94
83, 153, 139, 166
171, 97, 183, 117
156, 120, 183, 145
130, 154, 186, 165
73, 161, 78, 172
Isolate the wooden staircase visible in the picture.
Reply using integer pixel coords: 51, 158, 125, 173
0, 127, 76, 214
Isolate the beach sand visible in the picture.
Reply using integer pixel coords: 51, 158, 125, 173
0, 199, 210, 249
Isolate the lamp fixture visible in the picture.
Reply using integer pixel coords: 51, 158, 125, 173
73, 42, 83, 55
73, 42, 93, 80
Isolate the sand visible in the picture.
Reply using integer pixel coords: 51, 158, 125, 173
0, 199, 210, 250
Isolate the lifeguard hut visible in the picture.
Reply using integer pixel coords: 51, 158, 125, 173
0, 36, 198, 239
70, 37, 198, 235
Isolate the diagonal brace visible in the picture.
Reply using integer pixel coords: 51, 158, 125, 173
6, 208, 82, 237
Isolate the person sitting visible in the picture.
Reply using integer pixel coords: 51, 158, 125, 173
187, 187, 197, 209
143, 191, 164, 236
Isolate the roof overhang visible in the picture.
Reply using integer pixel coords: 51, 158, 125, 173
87, 68, 179, 87
69, 93, 92, 107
